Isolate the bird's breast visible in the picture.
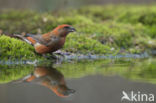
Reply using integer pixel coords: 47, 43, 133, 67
34, 38, 65, 54
34, 43, 52, 54
58, 38, 65, 47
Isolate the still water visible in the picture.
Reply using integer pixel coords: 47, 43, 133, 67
0, 58, 156, 103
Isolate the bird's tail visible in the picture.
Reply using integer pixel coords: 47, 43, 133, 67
6, 34, 33, 45
10, 73, 35, 84
15, 34, 33, 45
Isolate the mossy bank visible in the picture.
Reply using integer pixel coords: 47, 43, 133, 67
0, 5, 156, 60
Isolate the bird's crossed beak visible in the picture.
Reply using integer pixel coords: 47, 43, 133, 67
68, 27, 76, 32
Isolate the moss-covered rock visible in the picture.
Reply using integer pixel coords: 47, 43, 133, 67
64, 33, 112, 54
0, 35, 42, 60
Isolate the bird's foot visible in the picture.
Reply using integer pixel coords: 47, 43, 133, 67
42, 54, 57, 60
53, 50, 66, 57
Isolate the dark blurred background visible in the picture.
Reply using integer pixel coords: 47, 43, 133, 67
0, 0, 155, 11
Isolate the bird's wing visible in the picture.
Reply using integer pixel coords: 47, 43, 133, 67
25, 33, 48, 45
13, 34, 33, 45
45, 36, 60, 46
10, 73, 35, 83
23, 34, 60, 47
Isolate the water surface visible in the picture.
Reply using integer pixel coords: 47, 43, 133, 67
0, 57, 156, 103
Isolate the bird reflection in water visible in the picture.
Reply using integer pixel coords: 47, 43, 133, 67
13, 66, 75, 97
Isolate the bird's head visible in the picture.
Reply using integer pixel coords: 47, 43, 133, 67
52, 24, 76, 37
50, 84, 75, 97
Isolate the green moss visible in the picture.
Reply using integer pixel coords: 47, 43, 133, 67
0, 35, 43, 60
64, 33, 112, 54
117, 6, 156, 26
145, 25, 156, 38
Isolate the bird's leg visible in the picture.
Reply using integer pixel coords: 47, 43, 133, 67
41, 53, 62, 60
49, 53, 58, 59
42, 54, 49, 59
51, 52, 64, 64
53, 50, 65, 57
41, 54, 57, 60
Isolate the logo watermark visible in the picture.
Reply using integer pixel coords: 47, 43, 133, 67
121, 91, 154, 102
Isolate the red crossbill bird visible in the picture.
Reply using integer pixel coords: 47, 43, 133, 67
12, 66, 75, 97
14, 24, 76, 54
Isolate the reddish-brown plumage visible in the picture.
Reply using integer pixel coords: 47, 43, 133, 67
26, 37, 36, 44
25, 75, 35, 82
15, 24, 76, 54
35, 44, 52, 54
